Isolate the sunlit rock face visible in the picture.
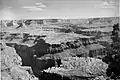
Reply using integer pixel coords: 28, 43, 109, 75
0, 44, 39, 80
0, 44, 21, 80
10, 66, 31, 80
1, 71, 13, 80
44, 57, 108, 79
1, 45, 22, 70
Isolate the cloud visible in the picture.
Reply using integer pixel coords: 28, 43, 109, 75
22, 6, 43, 11
8, 6, 12, 8
36, 3, 47, 8
28, 7, 43, 11
101, 1, 117, 8
21, 3, 46, 11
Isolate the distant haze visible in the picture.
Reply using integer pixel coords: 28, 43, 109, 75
0, 0, 119, 20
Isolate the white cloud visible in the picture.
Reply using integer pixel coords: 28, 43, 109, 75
21, 3, 46, 11
8, 7, 12, 8
36, 3, 46, 8
103, 2, 109, 6
101, 1, 117, 8
36, 4, 46, 8
22, 6, 44, 11
28, 7, 43, 11
36, 3, 42, 5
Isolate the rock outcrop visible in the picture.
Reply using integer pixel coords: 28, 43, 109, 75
44, 57, 108, 79
1, 71, 13, 80
10, 66, 34, 80
1, 44, 22, 70
1, 44, 38, 80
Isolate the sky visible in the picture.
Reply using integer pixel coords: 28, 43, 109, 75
0, 0, 119, 20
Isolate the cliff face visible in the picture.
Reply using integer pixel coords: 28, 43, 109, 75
1, 44, 38, 80
1, 44, 22, 70
102, 23, 120, 79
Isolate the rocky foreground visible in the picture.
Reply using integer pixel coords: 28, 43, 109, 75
0, 44, 39, 80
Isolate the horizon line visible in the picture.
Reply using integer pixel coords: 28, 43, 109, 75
0, 16, 119, 20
